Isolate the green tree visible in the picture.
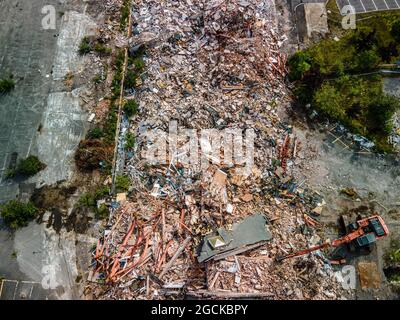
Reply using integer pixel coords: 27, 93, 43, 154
0, 200, 39, 229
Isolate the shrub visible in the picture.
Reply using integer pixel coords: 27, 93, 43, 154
96, 204, 109, 220
288, 51, 312, 81
17, 156, 46, 177
79, 193, 96, 208
313, 83, 346, 119
0, 78, 15, 94
0, 200, 39, 229
79, 37, 92, 55
94, 43, 112, 55
391, 20, 400, 43
120, 0, 131, 31
355, 50, 380, 72
115, 175, 130, 192
94, 186, 110, 200
123, 99, 138, 117
131, 57, 145, 72
87, 127, 104, 139
367, 94, 399, 135
124, 70, 139, 89
125, 132, 135, 149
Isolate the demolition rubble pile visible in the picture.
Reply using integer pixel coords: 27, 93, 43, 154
87, 0, 345, 299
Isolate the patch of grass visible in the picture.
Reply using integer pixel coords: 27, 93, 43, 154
93, 74, 104, 84
0, 200, 39, 230
0, 77, 15, 94
111, 50, 125, 100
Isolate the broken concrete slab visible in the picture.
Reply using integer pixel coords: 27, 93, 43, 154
198, 214, 272, 263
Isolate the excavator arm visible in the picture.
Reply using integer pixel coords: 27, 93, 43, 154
276, 241, 331, 262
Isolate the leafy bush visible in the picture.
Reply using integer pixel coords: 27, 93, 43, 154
124, 70, 139, 89
355, 50, 380, 72
388, 248, 400, 264
96, 204, 109, 220
288, 51, 312, 81
104, 105, 118, 144
367, 94, 400, 135
115, 175, 130, 192
313, 83, 346, 119
5, 169, 16, 179
0, 200, 39, 229
94, 186, 110, 200
78, 36, 92, 55
125, 132, 135, 150
120, 0, 131, 31
17, 156, 46, 177
87, 127, 104, 139
94, 43, 112, 55
79, 193, 96, 208
0, 78, 15, 94
391, 20, 400, 42
123, 99, 138, 117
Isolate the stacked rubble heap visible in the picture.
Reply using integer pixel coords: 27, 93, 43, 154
87, 0, 345, 300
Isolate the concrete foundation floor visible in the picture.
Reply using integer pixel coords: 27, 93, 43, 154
0, 0, 96, 300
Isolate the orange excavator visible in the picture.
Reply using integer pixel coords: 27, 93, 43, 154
277, 215, 389, 262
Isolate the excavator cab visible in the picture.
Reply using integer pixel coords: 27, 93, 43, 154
369, 217, 386, 237
355, 233, 376, 247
